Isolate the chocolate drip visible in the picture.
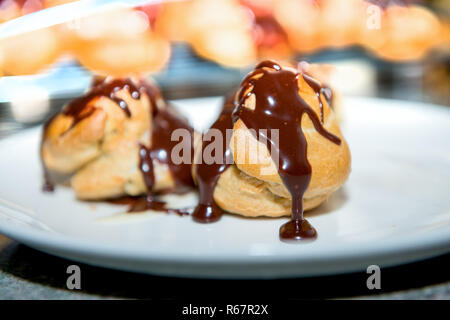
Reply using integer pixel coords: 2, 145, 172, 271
192, 93, 235, 223
109, 196, 193, 216
233, 60, 341, 241
303, 73, 332, 123
138, 104, 195, 194
136, 89, 195, 213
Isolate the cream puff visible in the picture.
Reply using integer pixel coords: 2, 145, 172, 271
192, 60, 351, 240
41, 77, 194, 201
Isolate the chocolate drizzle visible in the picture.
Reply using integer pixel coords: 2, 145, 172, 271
137, 103, 195, 213
232, 60, 341, 241
192, 93, 235, 223
303, 73, 332, 123
109, 196, 193, 216
61, 78, 144, 128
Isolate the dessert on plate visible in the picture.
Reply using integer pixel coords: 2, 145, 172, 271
40, 59, 351, 242
192, 60, 351, 240
41, 77, 195, 211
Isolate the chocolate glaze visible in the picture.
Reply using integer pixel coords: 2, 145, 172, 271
137, 102, 195, 212
192, 93, 235, 223
232, 60, 341, 241
109, 196, 193, 216
61, 78, 145, 128
41, 78, 146, 191
303, 73, 332, 123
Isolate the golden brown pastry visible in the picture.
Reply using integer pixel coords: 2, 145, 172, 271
60, 7, 171, 77
0, 26, 62, 76
41, 77, 194, 200
360, 4, 442, 61
298, 61, 343, 123
192, 60, 350, 240
273, 0, 323, 53
182, 0, 257, 68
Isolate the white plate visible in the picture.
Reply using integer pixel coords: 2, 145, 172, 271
0, 97, 449, 279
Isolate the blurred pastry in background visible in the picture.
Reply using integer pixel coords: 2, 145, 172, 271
0, 0, 76, 23
44, 0, 76, 8
0, 0, 42, 23
154, 1, 192, 42
0, 26, 62, 75
319, 0, 365, 48
361, 4, 442, 61
41, 77, 194, 200
298, 61, 343, 123
274, 0, 323, 53
60, 8, 171, 77
184, 0, 256, 67
240, 0, 292, 59
423, 48, 450, 106
2, 0, 449, 74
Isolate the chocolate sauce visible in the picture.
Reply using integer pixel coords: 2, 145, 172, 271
41, 78, 193, 206
61, 78, 144, 129
233, 60, 341, 241
117, 97, 195, 215
192, 93, 235, 223
303, 73, 331, 123
109, 196, 192, 216
138, 103, 195, 199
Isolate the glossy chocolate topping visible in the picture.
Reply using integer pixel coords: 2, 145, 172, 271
192, 93, 235, 223
62, 78, 143, 127
137, 102, 195, 212
233, 60, 341, 241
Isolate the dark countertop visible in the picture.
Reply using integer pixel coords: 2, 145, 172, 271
0, 235, 449, 300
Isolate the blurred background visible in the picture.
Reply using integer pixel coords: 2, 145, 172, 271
0, 0, 449, 137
